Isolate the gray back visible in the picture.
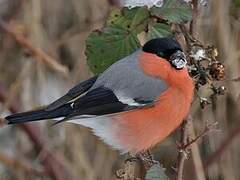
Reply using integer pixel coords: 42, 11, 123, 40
90, 50, 168, 103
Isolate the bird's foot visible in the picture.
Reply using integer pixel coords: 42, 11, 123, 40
136, 150, 159, 170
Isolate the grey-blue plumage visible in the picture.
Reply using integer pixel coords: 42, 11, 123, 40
91, 50, 168, 106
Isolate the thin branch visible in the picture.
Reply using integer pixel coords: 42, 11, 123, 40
176, 115, 192, 180
108, 0, 121, 6
204, 122, 240, 169
0, 151, 44, 176
0, 84, 72, 180
227, 76, 240, 82
183, 121, 218, 149
188, 120, 206, 180
116, 155, 145, 180
176, 1, 199, 179
0, 117, 6, 127
190, 0, 199, 37
0, 19, 69, 77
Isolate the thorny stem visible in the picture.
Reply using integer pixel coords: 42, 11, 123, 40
176, 116, 191, 180
176, 0, 199, 180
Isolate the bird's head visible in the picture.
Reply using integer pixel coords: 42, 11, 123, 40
142, 38, 187, 70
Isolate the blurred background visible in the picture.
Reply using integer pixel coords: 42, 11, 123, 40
0, 0, 239, 179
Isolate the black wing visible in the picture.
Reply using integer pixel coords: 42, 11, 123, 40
46, 76, 98, 111
6, 86, 154, 125
53, 86, 154, 124
69, 87, 137, 116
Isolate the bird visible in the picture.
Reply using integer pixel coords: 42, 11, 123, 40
5, 37, 194, 153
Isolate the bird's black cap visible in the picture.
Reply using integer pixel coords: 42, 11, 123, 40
142, 38, 182, 59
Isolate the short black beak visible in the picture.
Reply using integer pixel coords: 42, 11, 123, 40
169, 50, 187, 70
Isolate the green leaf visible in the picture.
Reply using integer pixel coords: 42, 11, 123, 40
85, 27, 141, 74
147, 23, 172, 40
86, 7, 148, 74
151, 0, 192, 23
234, 0, 240, 7
145, 164, 169, 180
107, 7, 150, 34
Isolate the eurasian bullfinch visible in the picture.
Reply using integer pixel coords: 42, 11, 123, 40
5, 37, 194, 153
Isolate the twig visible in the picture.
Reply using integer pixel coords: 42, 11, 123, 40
108, 0, 121, 6
116, 154, 145, 180
176, 115, 191, 180
190, 0, 199, 37
0, 151, 44, 176
204, 122, 240, 169
0, 19, 69, 77
176, 1, 200, 179
227, 76, 240, 82
0, 117, 6, 127
116, 150, 158, 179
183, 121, 218, 149
0, 84, 72, 180
188, 120, 206, 180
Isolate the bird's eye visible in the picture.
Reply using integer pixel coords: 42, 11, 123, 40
157, 51, 164, 57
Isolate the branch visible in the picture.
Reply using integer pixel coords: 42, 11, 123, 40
176, 1, 200, 179
0, 84, 72, 180
108, 0, 121, 6
0, 19, 69, 77
116, 150, 160, 179
176, 115, 192, 180
183, 122, 218, 149
0, 151, 44, 176
116, 157, 145, 180
204, 122, 240, 169
190, 0, 199, 37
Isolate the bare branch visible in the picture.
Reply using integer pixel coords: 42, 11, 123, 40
176, 1, 200, 179
0, 151, 44, 176
204, 123, 240, 169
0, 84, 72, 180
176, 115, 192, 180
183, 121, 218, 149
0, 19, 69, 77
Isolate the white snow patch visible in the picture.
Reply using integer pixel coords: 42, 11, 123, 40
123, 0, 163, 8
192, 49, 206, 61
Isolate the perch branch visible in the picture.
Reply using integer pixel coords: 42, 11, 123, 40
176, 115, 191, 180
176, 1, 200, 179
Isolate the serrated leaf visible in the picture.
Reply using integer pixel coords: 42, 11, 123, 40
147, 23, 172, 39
107, 7, 150, 34
151, 0, 192, 23
234, 0, 240, 7
124, 0, 164, 8
85, 27, 141, 74
145, 164, 169, 180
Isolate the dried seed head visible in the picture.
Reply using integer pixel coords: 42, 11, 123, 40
216, 86, 227, 95
212, 48, 218, 58
200, 97, 211, 109
209, 61, 225, 80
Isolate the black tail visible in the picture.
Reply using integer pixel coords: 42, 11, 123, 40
5, 104, 72, 124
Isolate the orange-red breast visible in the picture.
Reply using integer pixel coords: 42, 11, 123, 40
5, 38, 194, 153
